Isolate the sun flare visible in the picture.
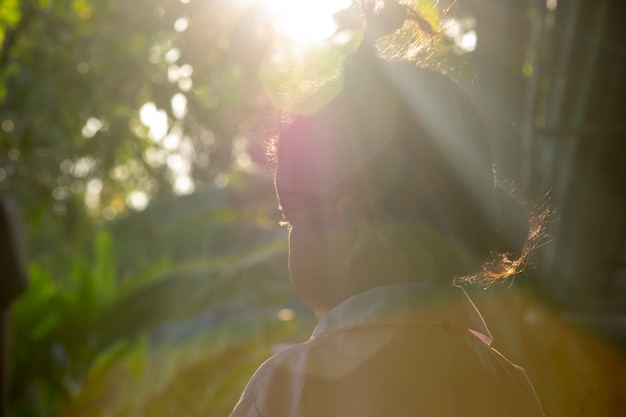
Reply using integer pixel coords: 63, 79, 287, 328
260, 0, 353, 44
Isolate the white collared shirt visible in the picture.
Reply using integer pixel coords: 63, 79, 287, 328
231, 281, 545, 417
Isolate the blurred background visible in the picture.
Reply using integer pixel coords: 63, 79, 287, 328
0, 0, 624, 416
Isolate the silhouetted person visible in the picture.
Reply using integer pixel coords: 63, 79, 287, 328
230, 1, 546, 415
0, 196, 28, 417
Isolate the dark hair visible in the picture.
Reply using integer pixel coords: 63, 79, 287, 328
274, 0, 547, 286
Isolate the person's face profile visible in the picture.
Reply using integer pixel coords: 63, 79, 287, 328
276, 165, 356, 317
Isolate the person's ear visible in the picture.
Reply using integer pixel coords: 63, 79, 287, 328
339, 196, 410, 282
338, 195, 372, 268
338, 195, 365, 233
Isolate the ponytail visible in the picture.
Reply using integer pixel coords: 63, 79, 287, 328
458, 188, 550, 286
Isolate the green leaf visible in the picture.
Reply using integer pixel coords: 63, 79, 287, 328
0, 0, 21, 27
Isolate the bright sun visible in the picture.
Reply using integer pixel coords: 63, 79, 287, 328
261, 0, 353, 44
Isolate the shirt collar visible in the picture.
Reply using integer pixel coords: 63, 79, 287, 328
312, 281, 492, 346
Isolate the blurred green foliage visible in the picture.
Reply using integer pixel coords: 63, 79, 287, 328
0, 0, 277, 267
0, 0, 319, 414
10, 228, 166, 415
9, 188, 303, 416
59, 314, 306, 417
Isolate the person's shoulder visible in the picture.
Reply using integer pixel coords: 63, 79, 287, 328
240, 343, 310, 395
254, 342, 310, 380
464, 338, 545, 416
488, 346, 545, 404
230, 342, 311, 417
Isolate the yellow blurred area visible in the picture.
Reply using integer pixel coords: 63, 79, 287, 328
56, 312, 313, 417
57, 291, 626, 417
472, 290, 626, 417
59, 336, 274, 417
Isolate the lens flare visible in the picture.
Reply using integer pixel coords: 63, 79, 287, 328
260, 0, 352, 44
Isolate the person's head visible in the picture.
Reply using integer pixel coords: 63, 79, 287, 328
273, 1, 541, 317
